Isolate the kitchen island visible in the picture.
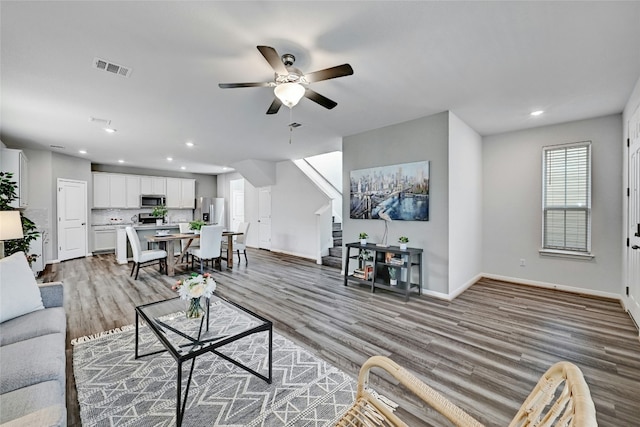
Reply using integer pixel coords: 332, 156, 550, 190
115, 224, 180, 265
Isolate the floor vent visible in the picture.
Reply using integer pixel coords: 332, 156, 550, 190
92, 57, 132, 78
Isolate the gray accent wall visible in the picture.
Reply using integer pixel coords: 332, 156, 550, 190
482, 114, 623, 295
343, 111, 451, 294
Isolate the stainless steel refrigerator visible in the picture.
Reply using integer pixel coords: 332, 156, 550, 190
195, 197, 225, 226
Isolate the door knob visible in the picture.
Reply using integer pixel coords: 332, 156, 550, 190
632, 245, 640, 250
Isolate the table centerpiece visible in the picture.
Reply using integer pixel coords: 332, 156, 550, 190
173, 272, 216, 318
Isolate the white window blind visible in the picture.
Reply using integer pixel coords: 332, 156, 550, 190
542, 142, 591, 253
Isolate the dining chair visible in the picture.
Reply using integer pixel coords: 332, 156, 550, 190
188, 225, 223, 273
125, 227, 167, 280
234, 222, 250, 264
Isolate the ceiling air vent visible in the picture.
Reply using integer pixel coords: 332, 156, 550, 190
92, 57, 132, 78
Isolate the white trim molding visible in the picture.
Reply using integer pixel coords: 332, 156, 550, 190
481, 273, 621, 301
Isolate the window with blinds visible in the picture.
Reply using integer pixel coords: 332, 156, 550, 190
542, 142, 591, 253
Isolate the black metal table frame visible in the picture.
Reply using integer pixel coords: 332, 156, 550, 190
134, 295, 273, 427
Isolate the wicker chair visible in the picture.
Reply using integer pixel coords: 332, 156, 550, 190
335, 356, 597, 427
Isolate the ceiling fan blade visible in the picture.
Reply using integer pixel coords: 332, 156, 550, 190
304, 64, 353, 83
218, 82, 272, 89
304, 88, 338, 109
257, 45, 288, 75
266, 98, 282, 115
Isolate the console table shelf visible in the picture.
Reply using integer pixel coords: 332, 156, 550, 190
344, 242, 423, 301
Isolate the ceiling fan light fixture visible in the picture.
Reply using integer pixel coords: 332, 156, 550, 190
274, 83, 305, 108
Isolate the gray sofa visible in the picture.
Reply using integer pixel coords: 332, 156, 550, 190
0, 282, 67, 426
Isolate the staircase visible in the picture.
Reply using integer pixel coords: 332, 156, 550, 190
322, 221, 342, 269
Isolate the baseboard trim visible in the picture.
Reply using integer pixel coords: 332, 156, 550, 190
420, 289, 453, 301
481, 273, 621, 301
270, 248, 317, 262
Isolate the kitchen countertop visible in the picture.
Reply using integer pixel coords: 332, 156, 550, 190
91, 223, 182, 230
133, 224, 181, 230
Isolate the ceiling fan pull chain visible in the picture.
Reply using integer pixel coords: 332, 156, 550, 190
289, 108, 293, 144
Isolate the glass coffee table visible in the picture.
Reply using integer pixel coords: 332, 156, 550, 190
135, 295, 272, 426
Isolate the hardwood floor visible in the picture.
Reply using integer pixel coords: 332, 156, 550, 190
44, 249, 640, 426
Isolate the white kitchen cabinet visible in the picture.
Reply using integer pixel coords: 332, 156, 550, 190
126, 175, 140, 208
93, 173, 110, 208
166, 178, 195, 208
140, 176, 166, 195
166, 178, 181, 208
93, 227, 116, 252
93, 173, 129, 208
1, 148, 29, 208
180, 179, 195, 208
109, 174, 127, 207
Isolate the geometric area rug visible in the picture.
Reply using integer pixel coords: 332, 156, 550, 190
72, 319, 357, 426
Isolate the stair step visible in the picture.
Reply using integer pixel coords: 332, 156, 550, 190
329, 247, 342, 258
322, 255, 342, 269
332, 230, 342, 238
333, 237, 342, 246
332, 222, 342, 231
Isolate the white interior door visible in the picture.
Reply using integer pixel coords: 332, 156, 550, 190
258, 186, 271, 250
57, 179, 87, 261
627, 105, 640, 328
231, 189, 245, 232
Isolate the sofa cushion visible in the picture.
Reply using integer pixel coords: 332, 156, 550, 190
0, 252, 44, 323
0, 333, 65, 395
0, 381, 65, 425
0, 307, 66, 346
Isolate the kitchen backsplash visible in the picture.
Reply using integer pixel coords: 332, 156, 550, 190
92, 208, 193, 225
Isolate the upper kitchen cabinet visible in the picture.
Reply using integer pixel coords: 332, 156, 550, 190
93, 173, 128, 208
166, 178, 195, 209
140, 176, 166, 195
125, 175, 140, 208
1, 148, 29, 208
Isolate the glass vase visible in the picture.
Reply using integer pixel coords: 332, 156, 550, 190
186, 297, 204, 319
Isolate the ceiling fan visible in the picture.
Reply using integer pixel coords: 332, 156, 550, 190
218, 46, 354, 115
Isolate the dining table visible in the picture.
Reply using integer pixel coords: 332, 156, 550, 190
146, 231, 243, 277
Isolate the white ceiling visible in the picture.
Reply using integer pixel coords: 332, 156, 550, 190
1, 1, 639, 174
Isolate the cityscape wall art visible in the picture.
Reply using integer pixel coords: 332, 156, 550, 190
349, 160, 430, 221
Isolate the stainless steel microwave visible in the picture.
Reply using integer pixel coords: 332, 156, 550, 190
140, 195, 165, 207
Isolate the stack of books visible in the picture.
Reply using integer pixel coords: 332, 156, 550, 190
353, 265, 373, 280
388, 258, 404, 266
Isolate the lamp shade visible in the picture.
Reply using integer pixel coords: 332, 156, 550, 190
274, 83, 305, 108
0, 211, 24, 240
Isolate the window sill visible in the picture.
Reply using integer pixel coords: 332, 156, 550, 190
539, 249, 594, 260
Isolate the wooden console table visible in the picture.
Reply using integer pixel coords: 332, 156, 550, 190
344, 242, 423, 301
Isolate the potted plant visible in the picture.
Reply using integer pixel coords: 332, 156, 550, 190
151, 205, 168, 225
189, 219, 206, 234
358, 249, 371, 269
398, 236, 409, 250
359, 232, 368, 245
388, 267, 398, 286
0, 172, 39, 265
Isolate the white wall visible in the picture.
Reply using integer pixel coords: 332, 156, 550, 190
22, 149, 54, 263
482, 114, 623, 297
271, 161, 331, 260
448, 112, 483, 297
343, 112, 451, 294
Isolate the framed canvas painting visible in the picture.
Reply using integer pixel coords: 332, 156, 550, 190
349, 161, 429, 221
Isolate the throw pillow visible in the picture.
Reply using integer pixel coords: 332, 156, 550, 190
0, 251, 44, 323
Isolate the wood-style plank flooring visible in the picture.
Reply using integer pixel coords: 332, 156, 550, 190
43, 249, 640, 426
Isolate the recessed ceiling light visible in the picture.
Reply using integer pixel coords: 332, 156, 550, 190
104, 128, 117, 133
118, 159, 125, 163
530, 110, 544, 116
167, 157, 173, 162
222, 167, 228, 170
180, 166, 186, 170
185, 142, 194, 147
79, 150, 87, 154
